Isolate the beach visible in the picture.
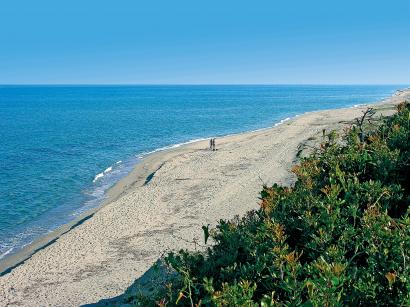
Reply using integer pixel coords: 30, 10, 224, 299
0, 89, 409, 306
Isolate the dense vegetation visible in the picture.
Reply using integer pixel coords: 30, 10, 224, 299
141, 103, 410, 306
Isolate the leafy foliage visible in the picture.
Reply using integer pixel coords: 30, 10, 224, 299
145, 102, 410, 306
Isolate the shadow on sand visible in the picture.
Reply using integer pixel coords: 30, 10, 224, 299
82, 259, 173, 306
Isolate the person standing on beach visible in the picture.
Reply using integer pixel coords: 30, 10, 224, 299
209, 138, 213, 150
212, 138, 216, 151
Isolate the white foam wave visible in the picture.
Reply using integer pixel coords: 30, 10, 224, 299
351, 104, 365, 108
274, 117, 291, 127
0, 247, 14, 260
136, 137, 208, 159
93, 172, 104, 183
93, 165, 116, 183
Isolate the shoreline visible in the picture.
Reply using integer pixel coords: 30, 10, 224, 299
0, 88, 408, 276
0, 113, 299, 275
0, 88, 409, 306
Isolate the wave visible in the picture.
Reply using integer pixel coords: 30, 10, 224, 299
0, 247, 14, 260
136, 137, 208, 159
92, 165, 116, 183
93, 172, 104, 183
274, 117, 291, 126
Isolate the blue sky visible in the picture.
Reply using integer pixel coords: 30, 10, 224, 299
1, 0, 409, 84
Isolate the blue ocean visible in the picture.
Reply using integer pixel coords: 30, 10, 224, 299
0, 85, 404, 259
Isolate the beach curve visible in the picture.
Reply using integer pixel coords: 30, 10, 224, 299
0, 88, 409, 306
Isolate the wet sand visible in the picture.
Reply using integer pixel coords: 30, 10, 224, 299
0, 88, 409, 306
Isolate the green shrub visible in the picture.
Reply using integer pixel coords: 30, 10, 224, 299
145, 102, 410, 306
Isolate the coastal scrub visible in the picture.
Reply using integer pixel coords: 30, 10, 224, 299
139, 102, 410, 306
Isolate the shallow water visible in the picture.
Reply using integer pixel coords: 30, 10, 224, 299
0, 84, 404, 258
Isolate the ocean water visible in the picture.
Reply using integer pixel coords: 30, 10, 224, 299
0, 85, 404, 259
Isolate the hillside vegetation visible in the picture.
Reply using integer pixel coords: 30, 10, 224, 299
139, 102, 409, 306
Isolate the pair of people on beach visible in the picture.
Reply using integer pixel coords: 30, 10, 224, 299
209, 138, 216, 151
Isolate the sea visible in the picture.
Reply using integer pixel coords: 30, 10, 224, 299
0, 84, 404, 260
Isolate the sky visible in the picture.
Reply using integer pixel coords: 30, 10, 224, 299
0, 0, 409, 84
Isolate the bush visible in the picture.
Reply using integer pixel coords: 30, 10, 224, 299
145, 102, 410, 306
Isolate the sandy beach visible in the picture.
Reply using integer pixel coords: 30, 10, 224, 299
0, 89, 409, 306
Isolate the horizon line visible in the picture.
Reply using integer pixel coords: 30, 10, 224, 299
0, 83, 409, 87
